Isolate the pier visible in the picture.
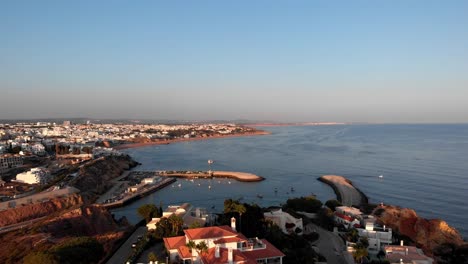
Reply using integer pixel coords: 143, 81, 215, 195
318, 175, 368, 207
99, 177, 176, 209
159, 170, 265, 182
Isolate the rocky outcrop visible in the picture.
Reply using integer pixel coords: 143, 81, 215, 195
373, 205, 464, 254
0, 194, 83, 227
40, 205, 126, 237
70, 155, 138, 198
0, 204, 130, 263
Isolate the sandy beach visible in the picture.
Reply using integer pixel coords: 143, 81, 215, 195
114, 130, 270, 150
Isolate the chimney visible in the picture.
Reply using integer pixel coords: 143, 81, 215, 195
400, 240, 404, 246
231, 217, 236, 232
228, 247, 233, 264
215, 245, 220, 258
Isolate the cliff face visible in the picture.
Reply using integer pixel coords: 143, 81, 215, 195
0, 194, 83, 227
373, 205, 464, 254
0, 204, 130, 263
71, 155, 138, 196
41, 205, 125, 237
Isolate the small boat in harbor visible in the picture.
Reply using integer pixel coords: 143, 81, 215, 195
379, 175, 384, 179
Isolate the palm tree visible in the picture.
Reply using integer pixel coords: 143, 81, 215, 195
186, 240, 197, 263
234, 203, 246, 232
168, 214, 184, 236
186, 240, 208, 264
196, 241, 209, 257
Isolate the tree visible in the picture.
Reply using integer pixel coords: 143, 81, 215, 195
353, 238, 369, 263
148, 252, 158, 262
167, 214, 184, 236
284, 196, 323, 213
223, 199, 246, 232
24, 251, 59, 264
138, 204, 159, 223
325, 199, 342, 211
188, 221, 203, 229
186, 240, 208, 264
51, 236, 104, 264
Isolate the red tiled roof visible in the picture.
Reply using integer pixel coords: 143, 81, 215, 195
200, 247, 253, 264
163, 236, 186, 250
178, 245, 192, 259
184, 225, 238, 240
241, 239, 285, 260
214, 235, 247, 244
335, 212, 354, 222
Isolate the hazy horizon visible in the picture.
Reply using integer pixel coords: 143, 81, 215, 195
2, 1, 468, 123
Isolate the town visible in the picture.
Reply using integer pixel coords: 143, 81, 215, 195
0, 121, 464, 264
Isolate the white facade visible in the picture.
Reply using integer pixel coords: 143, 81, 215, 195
16, 168, 51, 185
147, 203, 208, 231
31, 143, 46, 156
264, 208, 304, 235
0, 154, 23, 171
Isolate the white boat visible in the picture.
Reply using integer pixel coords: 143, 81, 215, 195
378, 175, 384, 179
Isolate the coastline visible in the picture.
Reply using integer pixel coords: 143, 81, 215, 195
114, 130, 271, 150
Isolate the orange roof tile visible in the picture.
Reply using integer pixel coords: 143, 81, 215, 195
214, 236, 247, 244
184, 225, 238, 240
241, 239, 285, 259
200, 247, 252, 264
163, 236, 186, 250
178, 245, 192, 259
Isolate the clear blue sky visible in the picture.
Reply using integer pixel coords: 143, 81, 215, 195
1, 1, 467, 123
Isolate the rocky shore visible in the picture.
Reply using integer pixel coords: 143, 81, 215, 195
373, 205, 466, 259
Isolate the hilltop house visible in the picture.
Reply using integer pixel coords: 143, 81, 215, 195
164, 219, 284, 264
147, 203, 210, 231
264, 208, 303, 235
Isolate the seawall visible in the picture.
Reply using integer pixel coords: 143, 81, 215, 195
318, 175, 368, 207
159, 170, 265, 182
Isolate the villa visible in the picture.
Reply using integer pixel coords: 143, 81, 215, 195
163, 218, 284, 264
147, 203, 210, 231
264, 208, 303, 235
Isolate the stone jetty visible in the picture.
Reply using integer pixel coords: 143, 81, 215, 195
318, 175, 368, 206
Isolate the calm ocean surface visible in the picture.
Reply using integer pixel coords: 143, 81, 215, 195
112, 124, 468, 238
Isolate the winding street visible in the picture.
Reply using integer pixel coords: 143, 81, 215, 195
304, 223, 354, 264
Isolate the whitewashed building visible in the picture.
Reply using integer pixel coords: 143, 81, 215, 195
264, 208, 304, 235
16, 168, 51, 185
164, 221, 285, 264
357, 217, 392, 252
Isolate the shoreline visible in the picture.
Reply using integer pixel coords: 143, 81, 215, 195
318, 175, 368, 207
114, 130, 271, 150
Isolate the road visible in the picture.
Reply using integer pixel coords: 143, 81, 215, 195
106, 226, 147, 264
304, 223, 354, 264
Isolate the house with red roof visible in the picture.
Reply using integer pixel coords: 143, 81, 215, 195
163, 218, 284, 264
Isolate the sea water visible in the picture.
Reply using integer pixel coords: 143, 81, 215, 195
112, 124, 468, 238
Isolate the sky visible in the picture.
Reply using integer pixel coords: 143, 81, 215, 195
1, 1, 468, 123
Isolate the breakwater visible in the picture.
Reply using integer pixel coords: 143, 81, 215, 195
158, 170, 265, 182
318, 175, 368, 207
